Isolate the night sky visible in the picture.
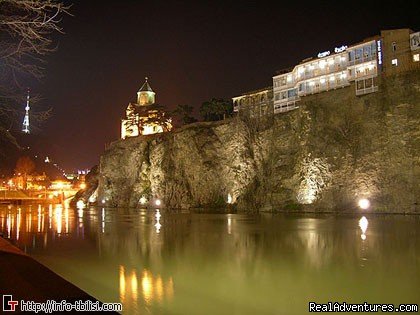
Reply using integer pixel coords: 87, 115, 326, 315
28, 1, 419, 170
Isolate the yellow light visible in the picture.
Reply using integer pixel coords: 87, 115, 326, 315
119, 266, 126, 303
142, 270, 153, 303
55, 205, 62, 234
227, 194, 233, 204
76, 199, 85, 209
358, 198, 370, 210
79, 183, 86, 190
131, 271, 138, 300
139, 196, 147, 204
155, 199, 161, 206
155, 276, 164, 301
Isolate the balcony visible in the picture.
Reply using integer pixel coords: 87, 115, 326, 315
348, 54, 377, 66
356, 85, 379, 96
274, 100, 299, 114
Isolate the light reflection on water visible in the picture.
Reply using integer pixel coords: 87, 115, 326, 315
0, 205, 420, 314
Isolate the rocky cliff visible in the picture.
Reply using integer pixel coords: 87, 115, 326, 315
94, 71, 419, 212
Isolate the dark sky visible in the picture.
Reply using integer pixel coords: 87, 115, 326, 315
28, 0, 419, 170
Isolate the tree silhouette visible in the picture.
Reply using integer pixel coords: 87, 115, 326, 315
199, 98, 233, 121
0, 0, 70, 151
172, 104, 197, 126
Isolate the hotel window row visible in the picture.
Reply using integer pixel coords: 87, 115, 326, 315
272, 39, 381, 113
233, 29, 420, 116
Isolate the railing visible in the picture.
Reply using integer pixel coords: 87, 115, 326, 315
297, 81, 350, 97
348, 54, 377, 66
274, 101, 299, 114
356, 85, 379, 96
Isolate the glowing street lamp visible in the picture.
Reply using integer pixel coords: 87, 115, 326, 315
358, 198, 370, 210
76, 199, 86, 209
139, 196, 147, 205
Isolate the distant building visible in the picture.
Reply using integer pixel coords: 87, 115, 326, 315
121, 78, 173, 139
233, 28, 420, 116
9, 173, 48, 190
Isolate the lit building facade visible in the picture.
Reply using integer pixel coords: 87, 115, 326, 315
232, 87, 273, 117
233, 28, 420, 116
121, 78, 172, 139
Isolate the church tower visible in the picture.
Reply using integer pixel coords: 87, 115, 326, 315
137, 77, 155, 105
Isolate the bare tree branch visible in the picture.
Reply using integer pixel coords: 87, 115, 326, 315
0, 0, 70, 141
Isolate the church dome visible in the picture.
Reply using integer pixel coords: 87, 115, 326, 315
137, 77, 155, 105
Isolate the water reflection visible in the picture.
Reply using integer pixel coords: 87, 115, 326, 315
1, 204, 77, 250
119, 265, 174, 310
0, 205, 419, 315
154, 209, 162, 234
359, 216, 369, 240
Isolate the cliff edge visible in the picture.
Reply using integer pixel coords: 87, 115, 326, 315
95, 71, 419, 213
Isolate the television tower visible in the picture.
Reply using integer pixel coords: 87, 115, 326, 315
22, 89, 30, 134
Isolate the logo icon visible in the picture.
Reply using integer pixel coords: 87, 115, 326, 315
3, 295, 18, 312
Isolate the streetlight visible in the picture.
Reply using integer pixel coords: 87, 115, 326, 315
358, 198, 370, 210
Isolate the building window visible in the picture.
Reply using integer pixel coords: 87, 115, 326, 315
392, 42, 397, 52
299, 83, 304, 92
355, 48, 362, 60
414, 54, 420, 62
391, 58, 398, 66
280, 77, 287, 86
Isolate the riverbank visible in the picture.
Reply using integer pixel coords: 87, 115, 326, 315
0, 236, 113, 312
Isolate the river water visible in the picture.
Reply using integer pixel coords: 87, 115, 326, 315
0, 204, 419, 314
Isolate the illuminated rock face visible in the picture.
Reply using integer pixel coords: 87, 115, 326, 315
99, 71, 419, 212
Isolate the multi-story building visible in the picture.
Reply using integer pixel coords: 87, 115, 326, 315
232, 87, 273, 118
233, 28, 419, 116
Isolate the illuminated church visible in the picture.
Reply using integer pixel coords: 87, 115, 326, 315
121, 77, 173, 139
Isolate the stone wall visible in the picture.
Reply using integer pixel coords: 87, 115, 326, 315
96, 71, 420, 212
